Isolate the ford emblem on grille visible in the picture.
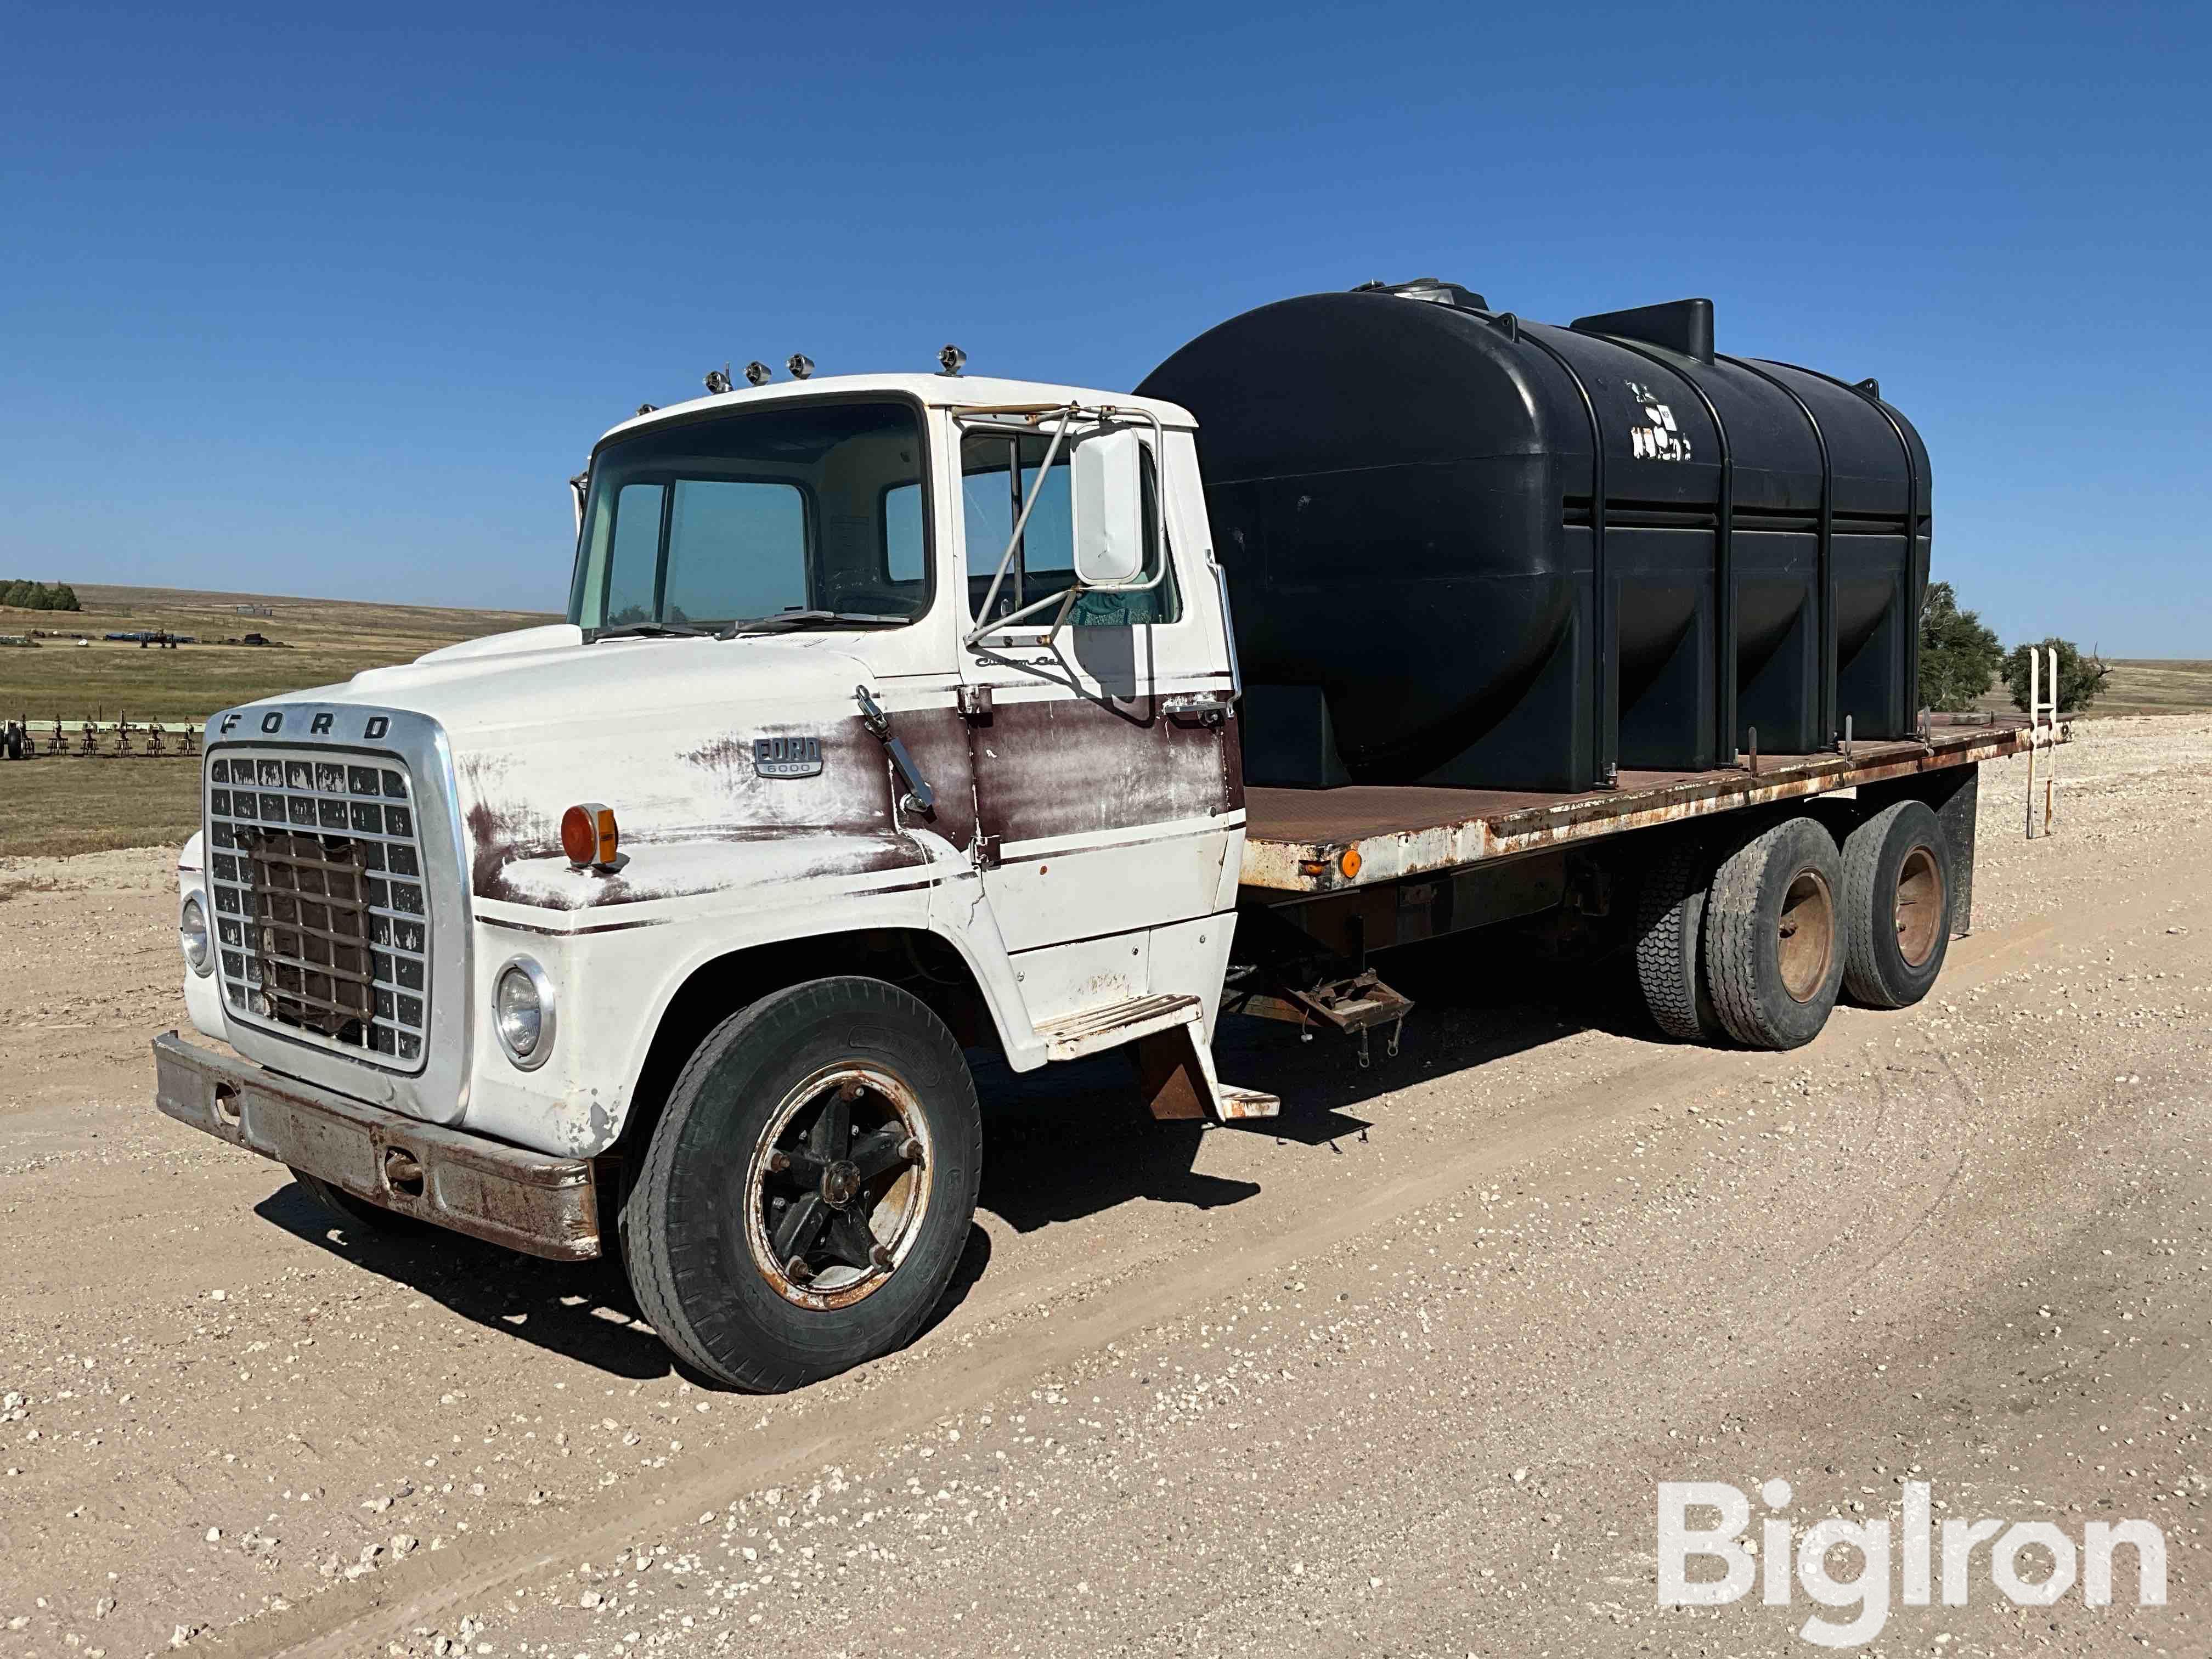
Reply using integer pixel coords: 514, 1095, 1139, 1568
753, 736, 822, 778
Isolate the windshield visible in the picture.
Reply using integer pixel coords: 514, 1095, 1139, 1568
568, 399, 930, 634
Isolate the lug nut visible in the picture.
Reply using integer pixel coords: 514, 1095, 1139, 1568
899, 1137, 925, 1166
785, 1255, 812, 1283
870, 1243, 895, 1270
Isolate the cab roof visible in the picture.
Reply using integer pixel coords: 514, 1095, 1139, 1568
594, 373, 1198, 452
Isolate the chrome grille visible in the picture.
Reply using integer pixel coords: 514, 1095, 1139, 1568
205, 748, 430, 1069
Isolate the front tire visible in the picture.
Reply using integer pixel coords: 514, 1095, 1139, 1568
1702, 814, 1846, 1050
290, 1168, 420, 1235
625, 977, 982, 1392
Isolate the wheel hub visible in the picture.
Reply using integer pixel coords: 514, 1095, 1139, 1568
1777, 867, 1836, 1003
821, 1159, 861, 1207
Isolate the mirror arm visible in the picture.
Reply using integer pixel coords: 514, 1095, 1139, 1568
1042, 585, 1081, 646
964, 406, 1078, 648
1210, 554, 1244, 702
957, 401, 1172, 650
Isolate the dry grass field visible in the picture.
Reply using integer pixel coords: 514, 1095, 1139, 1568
1, 583, 550, 857
2089, 658, 2212, 716
1972, 658, 2212, 718
0, 582, 550, 725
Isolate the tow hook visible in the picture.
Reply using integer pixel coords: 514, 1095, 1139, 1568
855, 685, 936, 817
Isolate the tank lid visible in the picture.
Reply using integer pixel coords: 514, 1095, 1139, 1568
1571, 297, 1715, 364
1350, 276, 1490, 311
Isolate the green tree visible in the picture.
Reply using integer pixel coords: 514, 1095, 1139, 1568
0, 579, 83, 611
2005, 637, 2109, 715
1917, 581, 2005, 712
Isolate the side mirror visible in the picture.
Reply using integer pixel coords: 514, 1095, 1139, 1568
1071, 429, 1146, 586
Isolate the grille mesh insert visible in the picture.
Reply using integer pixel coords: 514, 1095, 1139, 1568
205, 748, 430, 1069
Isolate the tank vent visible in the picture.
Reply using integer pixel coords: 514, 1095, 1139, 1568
1351, 276, 1489, 311
1570, 297, 1715, 365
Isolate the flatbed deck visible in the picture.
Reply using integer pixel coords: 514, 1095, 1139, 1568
1240, 714, 2068, 894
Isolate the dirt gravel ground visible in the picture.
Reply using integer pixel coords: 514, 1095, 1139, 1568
3, 718, 2210, 1658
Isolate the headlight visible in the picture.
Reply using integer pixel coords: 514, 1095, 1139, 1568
180, 895, 213, 976
494, 958, 555, 1069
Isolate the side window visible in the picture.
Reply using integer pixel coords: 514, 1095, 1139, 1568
883, 484, 924, 584
960, 435, 1176, 628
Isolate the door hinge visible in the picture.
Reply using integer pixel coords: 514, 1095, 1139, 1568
1164, 693, 1228, 729
956, 684, 994, 721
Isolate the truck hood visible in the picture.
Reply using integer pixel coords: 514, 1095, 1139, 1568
230, 629, 922, 913
321, 627, 873, 744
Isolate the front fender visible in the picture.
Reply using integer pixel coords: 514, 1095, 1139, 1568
458, 844, 1039, 1158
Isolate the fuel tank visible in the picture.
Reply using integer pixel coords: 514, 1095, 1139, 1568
1137, 281, 1930, 791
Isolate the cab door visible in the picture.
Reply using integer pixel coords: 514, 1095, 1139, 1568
952, 419, 1240, 1011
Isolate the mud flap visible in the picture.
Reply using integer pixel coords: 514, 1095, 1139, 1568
1133, 1022, 1279, 1122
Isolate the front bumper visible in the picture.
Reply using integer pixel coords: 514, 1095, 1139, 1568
152, 1032, 601, 1260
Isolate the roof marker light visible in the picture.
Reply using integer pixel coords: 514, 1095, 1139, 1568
704, 366, 733, 394
938, 343, 967, 376
745, 360, 773, 387
786, 353, 815, 381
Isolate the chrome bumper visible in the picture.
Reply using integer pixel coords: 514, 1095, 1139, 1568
152, 1032, 601, 1260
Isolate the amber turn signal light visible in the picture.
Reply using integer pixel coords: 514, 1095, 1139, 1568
562, 802, 619, 870
1338, 847, 1363, 879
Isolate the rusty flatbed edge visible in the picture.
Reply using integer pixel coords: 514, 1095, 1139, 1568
1241, 714, 2069, 894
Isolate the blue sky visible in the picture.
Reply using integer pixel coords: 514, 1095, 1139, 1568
3, 1, 2205, 652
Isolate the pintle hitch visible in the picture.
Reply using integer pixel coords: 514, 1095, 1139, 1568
1225, 902, 1415, 1066
1262, 971, 1413, 1068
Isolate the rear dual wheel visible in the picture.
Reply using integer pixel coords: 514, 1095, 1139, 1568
625, 977, 981, 1393
1632, 833, 1724, 1043
1838, 799, 1953, 1009
1702, 815, 1847, 1051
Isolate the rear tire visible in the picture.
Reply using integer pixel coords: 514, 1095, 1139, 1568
1839, 799, 1953, 1009
1633, 833, 1724, 1042
625, 977, 982, 1392
1702, 814, 1845, 1050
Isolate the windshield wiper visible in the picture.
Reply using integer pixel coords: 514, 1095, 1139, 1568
588, 621, 708, 642
723, 610, 910, 638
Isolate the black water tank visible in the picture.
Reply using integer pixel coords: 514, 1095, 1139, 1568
1137, 283, 1929, 792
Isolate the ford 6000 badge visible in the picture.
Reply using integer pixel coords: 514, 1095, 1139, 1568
753, 736, 823, 778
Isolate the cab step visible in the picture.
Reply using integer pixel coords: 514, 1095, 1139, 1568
1035, 992, 1202, 1061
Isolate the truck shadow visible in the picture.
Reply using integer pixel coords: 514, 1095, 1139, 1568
246, 945, 1651, 1383
972, 941, 1658, 1233
254, 1180, 677, 1378
253, 1180, 996, 1384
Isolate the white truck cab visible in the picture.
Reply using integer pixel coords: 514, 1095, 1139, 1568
157, 372, 1267, 1390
